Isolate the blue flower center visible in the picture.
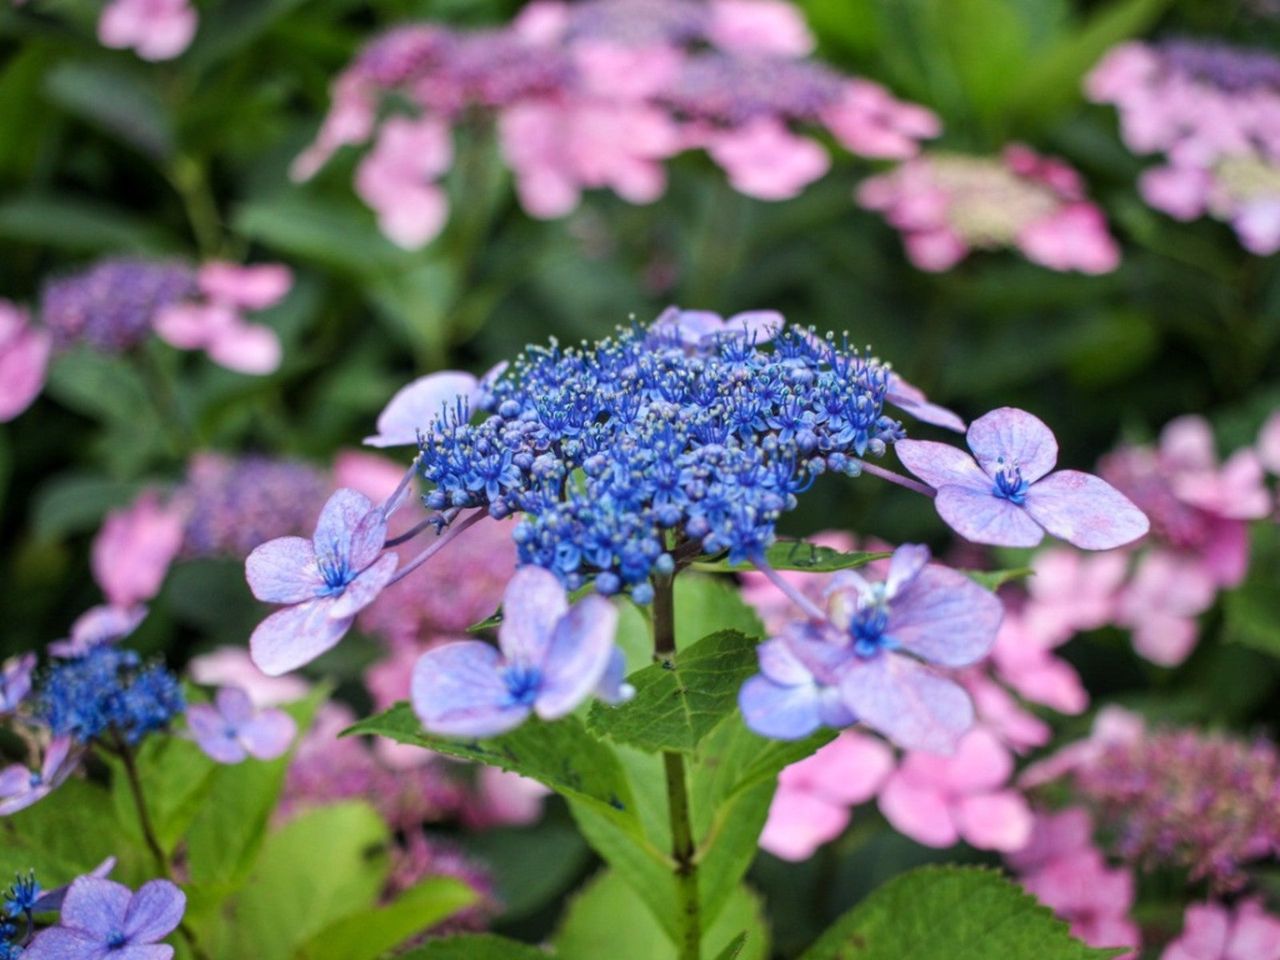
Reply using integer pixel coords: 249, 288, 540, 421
316, 542, 354, 596
107, 931, 128, 949
27, 772, 41, 789
503, 664, 542, 706
850, 593, 900, 659
992, 460, 1029, 505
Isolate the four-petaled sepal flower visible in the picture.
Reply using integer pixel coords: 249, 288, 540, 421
187, 687, 297, 764
23, 877, 186, 960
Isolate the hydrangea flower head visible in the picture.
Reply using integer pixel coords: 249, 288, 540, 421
23, 877, 185, 960
188, 687, 297, 764
39, 259, 197, 354
247, 488, 400, 675
37, 646, 184, 745
739, 543, 1002, 752
896, 407, 1149, 549
1162, 899, 1280, 960
0, 736, 78, 816
411, 565, 628, 736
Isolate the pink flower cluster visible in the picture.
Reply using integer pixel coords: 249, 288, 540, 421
1099, 415, 1273, 665
1006, 808, 1141, 958
1162, 899, 1280, 960
294, 0, 937, 248
1026, 710, 1280, 892
1088, 40, 1280, 254
857, 144, 1120, 273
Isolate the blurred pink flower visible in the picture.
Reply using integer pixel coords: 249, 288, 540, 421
1019, 844, 1140, 957
962, 670, 1051, 752
1163, 900, 1280, 960
878, 728, 1033, 852
333, 449, 409, 504
1022, 548, 1126, 640
0, 299, 50, 422
188, 647, 310, 708
706, 0, 814, 57
760, 731, 893, 861
97, 0, 197, 61
1258, 410, 1280, 475
467, 767, 550, 829
91, 492, 185, 608
820, 80, 940, 159
356, 115, 453, 249
704, 119, 830, 200
1020, 706, 1144, 790
1114, 551, 1215, 666
990, 611, 1089, 715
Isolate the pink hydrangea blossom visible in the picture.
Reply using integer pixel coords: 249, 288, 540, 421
858, 146, 1119, 273
355, 115, 453, 249
91, 492, 185, 608
188, 647, 310, 708
760, 731, 893, 861
878, 728, 1033, 852
0, 299, 50, 422
1162, 899, 1280, 960
706, 0, 814, 57
97, 0, 197, 61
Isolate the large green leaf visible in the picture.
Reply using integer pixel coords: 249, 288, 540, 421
233, 194, 408, 275
0, 779, 138, 885
292, 876, 478, 960
554, 870, 769, 960
587, 630, 759, 754
212, 802, 388, 960
799, 866, 1123, 959
346, 704, 644, 833
0, 195, 172, 253
396, 935, 550, 959
1224, 523, 1280, 658
43, 61, 174, 160
695, 542, 888, 575
109, 736, 218, 857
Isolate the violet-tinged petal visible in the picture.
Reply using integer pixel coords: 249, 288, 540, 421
60, 878, 132, 938
886, 376, 966, 433
188, 703, 247, 764
42, 735, 75, 783
345, 505, 389, 573
113, 947, 175, 960
894, 439, 990, 491
0, 764, 29, 797
365, 371, 479, 447
327, 552, 398, 620
497, 566, 568, 666
839, 655, 973, 754
238, 709, 296, 760
121, 880, 185, 944
534, 595, 618, 720
738, 675, 824, 740
312, 489, 377, 571
32, 858, 117, 914
214, 686, 255, 726
244, 537, 322, 604
1024, 470, 1150, 550
62, 604, 147, 654
756, 637, 813, 686
411, 641, 531, 737
1, 652, 36, 712
966, 407, 1059, 483
250, 599, 353, 677
595, 647, 634, 705
20, 928, 106, 960
724, 310, 783, 344
884, 543, 930, 597
886, 564, 1002, 667
935, 484, 1046, 547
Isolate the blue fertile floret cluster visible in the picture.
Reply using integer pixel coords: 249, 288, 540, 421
37, 646, 185, 745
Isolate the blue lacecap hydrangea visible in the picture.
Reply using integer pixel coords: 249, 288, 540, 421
37, 647, 184, 745
416, 320, 902, 601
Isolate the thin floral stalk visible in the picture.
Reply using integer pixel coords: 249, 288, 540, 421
386, 508, 486, 587
384, 508, 457, 548
653, 574, 701, 960
749, 554, 827, 622
854, 459, 937, 498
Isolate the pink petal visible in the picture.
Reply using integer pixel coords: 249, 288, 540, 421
840, 655, 974, 754
1257, 411, 1280, 475
903, 228, 968, 271
91, 494, 184, 608
249, 599, 353, 676
1226, 899, 1280, 960
786, 731, 895, 805
245, 537, 322, 604
206, 322, 282, 375
878, 774, 959, 847
706, 120, 830, 201
365, 371, 479, 448
886, 376, 966, 433
954, 790, 1033, 851
935, 484, 1046, 547
534, 595, 618, 720
498, 566, 569, 667
0, 304, 50, 422
707, 0, 815, 57
411, 641, 531, 737
1164, 903, 1230, 960
198, 262, 293, 310
894, 439, 990, 491
1139, 165, 1211, 221
1025, 470, 1149, 549
760, 787, 849, 861
153, 303, 228, 350
967, 407, 1059, 483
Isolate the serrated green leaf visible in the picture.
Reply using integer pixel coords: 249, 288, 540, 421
395, 934, 550, 960
292, 876, 477, 960
43, 61, 174, 160
554, 870, 768, 960
799, 865, 1123, 959
345, 703, 644, 833
588, 630, 759, 754
695, 541, 889, 574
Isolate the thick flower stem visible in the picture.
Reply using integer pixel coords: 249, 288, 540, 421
115, 739, 212, 960
652, 575, 701, 960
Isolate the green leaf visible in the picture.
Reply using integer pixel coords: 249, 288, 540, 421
799, 866, 1123, 959
186, 692, 324, 894
0, 779, 138, 885
1224, 523, 1280, 657
396, 934, 550, 960
184, 0, 309, 72
212, 802, 388, 960
1007, 0, 1171, 127
292, 876, 478, 960
31, 473, 148, 542
43, 61, 174, 160
966, 567, 1034, 591
233, 194, 408, 275
345, 704, 643, 831
554, 870, 769, 960
109, 736, 218, 856
695, 541, 889, 574
588, 630, 759, 754
0, 195, 172, 253
44, 348, 153, 425
715, 934, 749, 960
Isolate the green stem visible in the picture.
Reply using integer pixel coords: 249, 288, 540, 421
168, 154, 223, 259
652, 575, 700, 960
115, 739, 213, 960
